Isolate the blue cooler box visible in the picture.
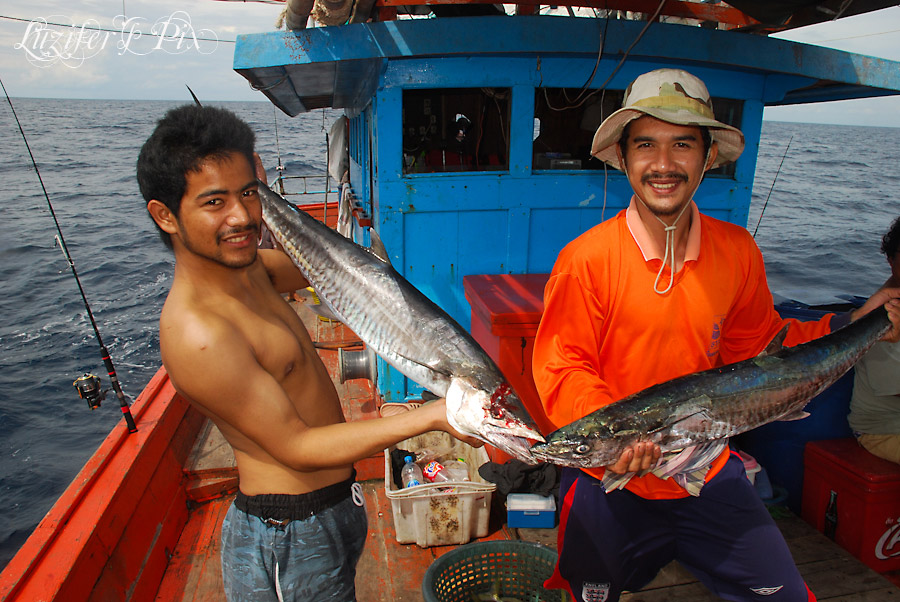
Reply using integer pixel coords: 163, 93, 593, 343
507, 493, 556, 528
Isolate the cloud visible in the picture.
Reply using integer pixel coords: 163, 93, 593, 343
1, 0, 280, 100
1, 1, 899, 126
767, 6, 900, 126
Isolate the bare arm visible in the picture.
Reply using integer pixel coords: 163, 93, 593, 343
850, 287, 900, 343
259, 248, 310, 293
253, 152, 309, 293
162, 314, 478, 471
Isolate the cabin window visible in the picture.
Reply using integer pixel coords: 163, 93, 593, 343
705, 98, 742, 177
533, 88, 742, 177
533, 88, 624, 171
402, 88, 511, 174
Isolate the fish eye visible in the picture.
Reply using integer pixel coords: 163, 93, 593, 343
490, 406, 505, 419
574, 443, 591, 455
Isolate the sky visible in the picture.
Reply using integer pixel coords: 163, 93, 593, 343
0, 1, 899, 126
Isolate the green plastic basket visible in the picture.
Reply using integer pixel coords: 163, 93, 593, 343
422, 540, 570, 602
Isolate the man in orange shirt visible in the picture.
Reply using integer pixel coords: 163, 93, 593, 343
532, 69, 900, 602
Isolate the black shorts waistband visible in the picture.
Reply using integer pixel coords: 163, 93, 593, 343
234, 470, 356, 522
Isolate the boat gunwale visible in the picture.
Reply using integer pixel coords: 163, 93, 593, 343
0, 367, 189, 600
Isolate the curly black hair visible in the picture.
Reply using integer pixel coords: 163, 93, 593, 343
136, 105, 256, 249
883, 216, 900, 260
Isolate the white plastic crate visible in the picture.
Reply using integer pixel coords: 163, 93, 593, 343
384, 431, 495, 547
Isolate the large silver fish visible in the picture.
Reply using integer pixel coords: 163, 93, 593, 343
531, 307, 892, 469
259, 182, 544, 462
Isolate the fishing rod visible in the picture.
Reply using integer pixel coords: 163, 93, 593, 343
753, 135, 793, 238
1, 76, 137, 433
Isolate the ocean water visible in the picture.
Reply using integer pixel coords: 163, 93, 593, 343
0, 100, 896, 571
751, 122, 897, 300
0, 97, 338, 570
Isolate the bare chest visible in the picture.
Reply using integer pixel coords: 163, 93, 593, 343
244, 297, 344, 424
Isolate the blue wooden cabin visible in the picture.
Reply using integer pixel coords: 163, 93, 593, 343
234, 15, 900, 401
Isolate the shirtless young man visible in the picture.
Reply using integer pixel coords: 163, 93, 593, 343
137, 104, 480, 601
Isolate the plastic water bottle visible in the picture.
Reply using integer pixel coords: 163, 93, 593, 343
400, 455, 424, 488
443, 459, 470, 482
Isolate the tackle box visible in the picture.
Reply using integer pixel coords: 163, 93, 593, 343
384, 431, 495, 548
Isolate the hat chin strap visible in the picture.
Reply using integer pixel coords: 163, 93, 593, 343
626, 147, 711, 295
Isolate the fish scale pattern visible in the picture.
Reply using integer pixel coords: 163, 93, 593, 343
257, 183, 543, 462
534, 307, 892, 469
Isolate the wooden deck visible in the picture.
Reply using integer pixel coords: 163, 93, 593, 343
156, 297, 900, 601
158, 466, 900, 601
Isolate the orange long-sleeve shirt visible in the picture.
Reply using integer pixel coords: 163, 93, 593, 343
532, 202, 834, 499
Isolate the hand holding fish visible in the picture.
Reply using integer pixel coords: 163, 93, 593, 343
605, 441, 661, 475
851, 287, 900, 343
531, 306, 893, 495
253, 152, 268, 184
258, 181, 543, 462
417, 398, 486, 449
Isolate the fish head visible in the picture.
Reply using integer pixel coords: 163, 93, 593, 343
530, 420, 621, 468
445, 377, 545, 464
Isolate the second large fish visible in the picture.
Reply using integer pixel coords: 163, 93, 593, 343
259, 182, 544, 462
531, 307, 891, 470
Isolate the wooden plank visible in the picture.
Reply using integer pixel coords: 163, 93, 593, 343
0, 371, 189, 602
356, 481, 438, 601
88, 444, 188, 601
373, 0, 760, 28
185, 419, 237, 480
129, 488, 191, 602
801, 556, 900, 600
184, 499, 230, 602
185, 476, 239, 504
155, 497, 231, 602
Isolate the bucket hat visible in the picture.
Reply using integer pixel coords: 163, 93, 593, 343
591, 68, 745, 171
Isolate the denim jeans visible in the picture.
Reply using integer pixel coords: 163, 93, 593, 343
220, 485, 367, 602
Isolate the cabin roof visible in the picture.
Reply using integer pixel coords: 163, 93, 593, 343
233, 15, 900, 117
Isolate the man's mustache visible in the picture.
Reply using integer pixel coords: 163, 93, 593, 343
641, 172, 689, 184
217, 223, 260, 243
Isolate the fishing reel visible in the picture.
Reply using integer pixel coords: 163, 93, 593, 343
73, 373, 107, 410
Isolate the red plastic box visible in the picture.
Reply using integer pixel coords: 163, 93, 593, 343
463, 274, 554, 438
802, 438, 900, 573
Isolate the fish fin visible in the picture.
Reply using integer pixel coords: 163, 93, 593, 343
760, 324, 790, 357
667, 400, 714, 435
368, 229, 391, 265
650, 440, 724, 496
778, 410, 810, 421
601, 470, 636, 492
753, 355, 784, 369
672, 465, 711, 496
652, 440, 726, 479
395, 350, 452, 378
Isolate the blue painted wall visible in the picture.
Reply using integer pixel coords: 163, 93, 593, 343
234, 15, 900, 401
350, 55, 764, 400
